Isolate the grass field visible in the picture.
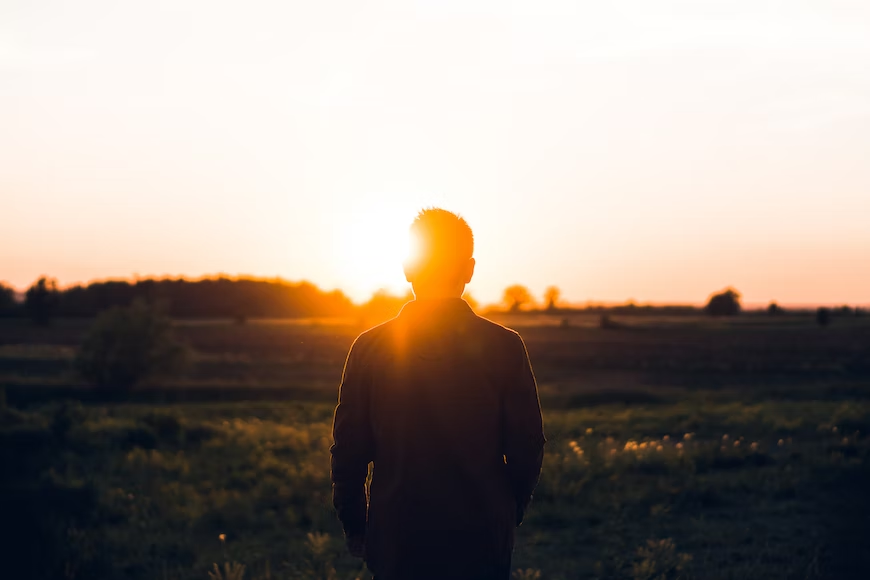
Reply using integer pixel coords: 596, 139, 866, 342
1, 313, 869, 579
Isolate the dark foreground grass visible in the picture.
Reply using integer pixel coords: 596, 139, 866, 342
2, 394, 869, 580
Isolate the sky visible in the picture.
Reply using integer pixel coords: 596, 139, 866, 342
2, 0, 869, 306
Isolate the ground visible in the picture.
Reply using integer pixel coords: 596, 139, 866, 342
1, 312, 869, 579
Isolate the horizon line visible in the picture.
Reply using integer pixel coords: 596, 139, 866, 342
3, 272, 867, 310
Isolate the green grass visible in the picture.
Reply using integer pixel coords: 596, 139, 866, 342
2, 395, 868, 579
1, 316, 870, 578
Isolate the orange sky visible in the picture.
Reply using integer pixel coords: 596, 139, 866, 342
2, 0, 869, 306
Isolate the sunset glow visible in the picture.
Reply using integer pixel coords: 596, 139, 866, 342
2, 0, 869, 305
333, 203, 417, 299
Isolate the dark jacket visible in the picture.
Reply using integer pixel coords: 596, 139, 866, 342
331, 298, 546, 580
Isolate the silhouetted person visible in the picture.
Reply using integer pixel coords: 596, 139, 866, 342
331, 209, 546, 580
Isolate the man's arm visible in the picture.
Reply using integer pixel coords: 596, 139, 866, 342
330, 338, 374, 545
503, 333, 546, 526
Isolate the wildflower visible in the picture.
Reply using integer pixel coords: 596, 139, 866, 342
722, 434, 729, 441
639, 442, 648, 450
750, 442, 758, 451
778, 439, 784, 447
663, 435, 670, 442
676, 442, 683, 450
842, 437, 849, 445
656, 445, 663, 452
610, 449, 617, 455
586, 428, 594, 435
684, 433, 693, 441
733, 440, 740, 447
219, 533, 226, 542
721, 445, 727, 452
832, 426, 839, 434
569, 440, 579, 449
606, 436, 615, 444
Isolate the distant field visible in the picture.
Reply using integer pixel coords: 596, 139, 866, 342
1, 314, 870, 579
2, 313, 869, 397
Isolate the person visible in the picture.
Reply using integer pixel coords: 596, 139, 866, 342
331, 208, 546, 580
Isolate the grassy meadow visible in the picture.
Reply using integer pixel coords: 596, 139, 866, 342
1, 313, 869, 579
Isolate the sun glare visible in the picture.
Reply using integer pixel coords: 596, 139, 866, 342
335, 206, 416, 300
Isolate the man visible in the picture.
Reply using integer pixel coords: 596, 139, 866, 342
331, 208, 546, 580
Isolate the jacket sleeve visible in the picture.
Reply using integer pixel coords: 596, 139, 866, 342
330, 338, 374, 537
503, 333, 546, 526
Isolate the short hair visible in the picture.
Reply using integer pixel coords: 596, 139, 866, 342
406, 208, 474, 283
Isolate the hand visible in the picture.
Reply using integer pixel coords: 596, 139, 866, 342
346, 533, 366, 559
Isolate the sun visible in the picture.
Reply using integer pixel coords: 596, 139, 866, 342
335, 206, 416, 300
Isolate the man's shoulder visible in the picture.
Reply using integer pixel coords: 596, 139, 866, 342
468, 312, 524, 346
350, 310, 524, 354
349, 316, 401, 351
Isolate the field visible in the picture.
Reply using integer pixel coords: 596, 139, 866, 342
2, 313, 870, 579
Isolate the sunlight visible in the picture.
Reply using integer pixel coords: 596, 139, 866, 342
335, 205, 417, 300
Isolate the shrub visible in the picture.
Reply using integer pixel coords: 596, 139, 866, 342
816, 307, 831, 327
704, 288, 741, 317
0, 282, 18, 317
76, 300, 188, 390
24, 276, 60, 325
208, 562, 246, 580
632, 538, 692, 580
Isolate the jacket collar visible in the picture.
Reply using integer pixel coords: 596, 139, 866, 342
398, 298, 474, 318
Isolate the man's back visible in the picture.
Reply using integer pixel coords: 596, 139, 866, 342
331, 298, 546, 580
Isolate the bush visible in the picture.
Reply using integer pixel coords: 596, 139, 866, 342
0, 282, 18, 317
76, 300, 188, 390
704, 288, 741, 317
25, 276, 60, 325
632, 538, 692, 580
816, 307, 831, 327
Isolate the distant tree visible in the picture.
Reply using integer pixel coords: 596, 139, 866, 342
51, 276, 357, 318
816, 307, 830, 327
704, 288, 741, 317
0, 282, 17, 315
544, 286, 561, 311
856, 307, 864, 318
503, 285, 533, 312
24, 276, 60, 325
76, 300, 188, 390
767, 302, 784, 316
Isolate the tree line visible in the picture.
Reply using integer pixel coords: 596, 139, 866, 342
1, 277, 864, 325
0, 276, 355, 322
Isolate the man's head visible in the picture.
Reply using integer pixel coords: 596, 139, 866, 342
403, 208, 475, 298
